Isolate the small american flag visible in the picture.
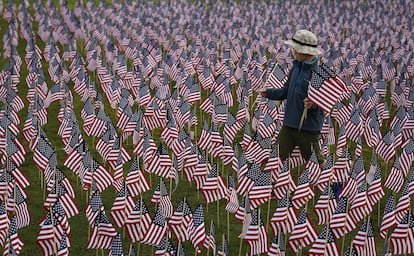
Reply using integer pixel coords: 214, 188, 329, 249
308, 63, 348, 114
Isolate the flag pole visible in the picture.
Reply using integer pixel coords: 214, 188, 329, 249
340, 198, 350, 255
137, 194, 143, 256
226, 174, 230, 242
217, 164, 220, 228
323, 180, 332, 256
405, 209, 411, 256
207, 220, 213, 256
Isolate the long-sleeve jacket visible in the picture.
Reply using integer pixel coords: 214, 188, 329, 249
265, 59, 325, 133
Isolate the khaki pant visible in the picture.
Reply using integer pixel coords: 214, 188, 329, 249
277, 126, 324, 164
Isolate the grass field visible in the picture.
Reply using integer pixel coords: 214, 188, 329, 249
0, 0, 409, 255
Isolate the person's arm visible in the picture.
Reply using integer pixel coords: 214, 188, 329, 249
263, 87, 288, 100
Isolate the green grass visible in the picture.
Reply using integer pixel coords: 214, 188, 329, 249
0, 0, 406, 255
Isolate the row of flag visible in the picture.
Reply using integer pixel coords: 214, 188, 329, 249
0, 0, 414, 255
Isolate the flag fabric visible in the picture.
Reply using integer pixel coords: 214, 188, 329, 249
86, 208, 117, 249
308, 63, 348, 114
330, 196, 349, 239
243, 209, 268, 255
108, 233, 123, 256
272, 159, 296, 200
190, 204, 206, 249
266, 63, 287, 89
308, 226, 340, 256
248, 168, 272, 209
5, 215, 23, 256
154, 235, 176, 256
352, 218, 377, 256
380, 194, 396, 239
201, 163, 227, 204
314, 184, 337, 226
268, 233, 285, 256
125, 157, 151, 197
288, 208, 318, 253
124, 198, 152, 243
203, 222, 216, 254
168, 199, 193, 242
291, 168, 315, 209
110, 183, 136, 228
270, 195, 297, 235
141, 206, 168, 247
225, 174, 239, 213
390, 211, 414, 255
151, 179, 173, 218
217, 235, 229, 256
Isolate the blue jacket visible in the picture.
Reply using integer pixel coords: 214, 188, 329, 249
265, 59, 325, 133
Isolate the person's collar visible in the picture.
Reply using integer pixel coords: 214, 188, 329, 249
293, 57, 317, 68
303, 57, 317, 65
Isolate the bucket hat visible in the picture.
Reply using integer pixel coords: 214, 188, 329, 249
285, 29, 321, 56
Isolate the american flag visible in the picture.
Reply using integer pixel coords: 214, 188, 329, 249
203, 222, 216, 254
314, 184, 337, 225
225, 174, 239, 213
268, 232, 285, 256
389, 211, 414, 255
160, 106, 178, 148
244, 209, 268, 255
110, 183, 136, 228
151, 179, 173, 218
57, 230, 69, 256
236, 161, 260, 196
154, 235, 176, 256
9, 185, 30, 229
308, 226, 340, 256
384, 156, 405, 193
125, 198, 152, 243
168, 199, 193, 242
141, 206, 168, 247
201, 162, 227, 204
306, 150, 322, 185
266, 63, 287, 89
217, 235, 229, 256
248, 168, 272, 209
272, 159, 296, 200
367, 164, 385, 208
330, 196, 349, 239
86, 208, 117, 249
380, 194, 396, 239
363, 107, 381, 148
394, 182, 411, 224
346, 182, 369, 232
288, 208, 318, 253
5, 215, 23, 256
190, 204, 206, 249
223, 111, 243, 144
375, 130, 395, 162
345, 107, 363, 143
0, 201, 8, 247
308, 63, 348, 114
146, 142, 173, 179
316, 154, 334, 192
270, 195, 297, 234
291, 168, 315, 209
109, 233, 123, 256
125, 157, 150, 196
352, 218, 377, 256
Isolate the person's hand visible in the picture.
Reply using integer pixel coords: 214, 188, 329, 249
304, 97, 313, 109
259, 88, 267, 97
